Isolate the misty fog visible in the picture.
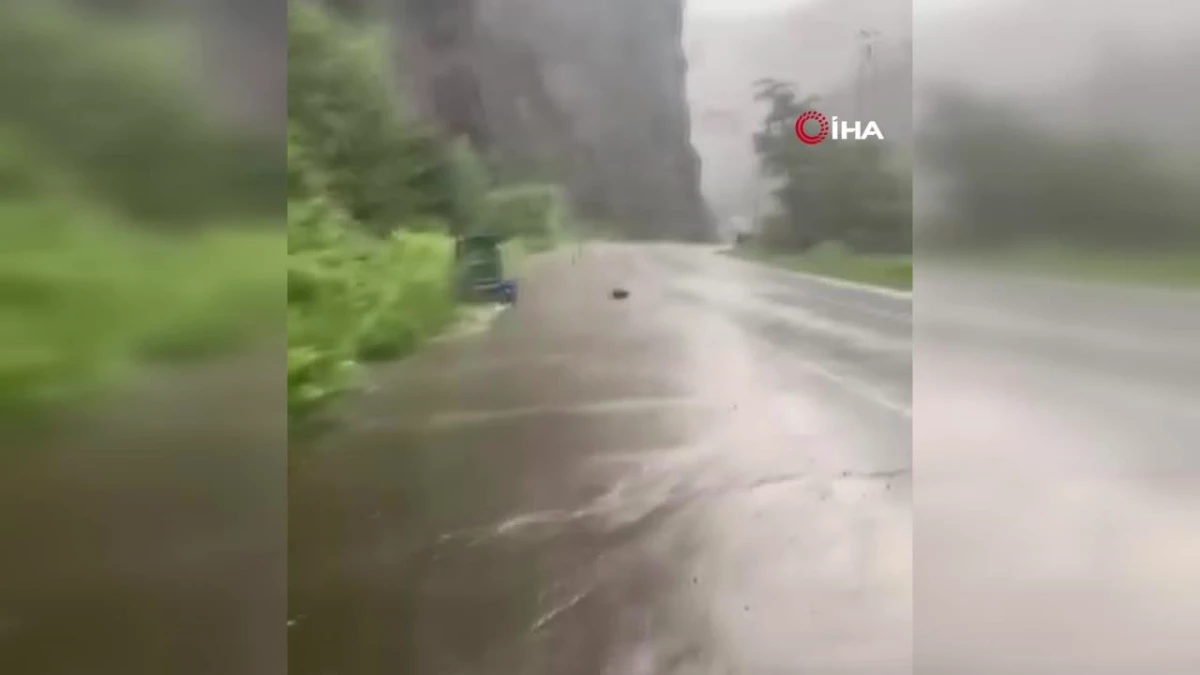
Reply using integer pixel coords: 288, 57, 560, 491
2, 2, 1198, 674
686, 0, 912, 232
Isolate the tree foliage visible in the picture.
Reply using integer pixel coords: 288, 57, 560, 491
0, 1, 281, 226
288, 1, 460, 235
919, 88, 1200, 252
286, 1, 487, 432
751, 79, 910, 254
480, 184, 565, 245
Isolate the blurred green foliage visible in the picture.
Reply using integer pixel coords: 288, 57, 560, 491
0, 2, 281, 227
286, 2, 578, 431
0, 2, 282, 427
920, 89, 1200, 256
287, 2, 482, 431
0, 191, 281, 425
446, 137, 493, 234
730, 241, 912, 290
481, 184, 567, 249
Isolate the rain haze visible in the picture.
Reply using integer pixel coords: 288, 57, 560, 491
0, 1, 1197, 675
913, 1, 1200, 673
686, 0, 913, 234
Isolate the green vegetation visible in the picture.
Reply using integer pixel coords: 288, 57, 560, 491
931, 245, 1200, 289
287, 195, 456, 423
0, 2, 281, 429
481, 184, 567, 250
737, 78, 911, 287
730, 242, 912, 290
286, 2, 566, 432
0, 2, 280, 226
288, 4, 455, 235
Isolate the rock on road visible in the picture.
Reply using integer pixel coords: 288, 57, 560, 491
289, 242, 914, 675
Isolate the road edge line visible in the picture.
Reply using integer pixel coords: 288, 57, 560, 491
763, 266, 913, 300
721, 249, 913, 300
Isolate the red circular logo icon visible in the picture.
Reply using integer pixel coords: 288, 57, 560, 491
795, 111, 829, 145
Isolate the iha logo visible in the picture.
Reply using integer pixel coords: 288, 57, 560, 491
795, 111, 884, 145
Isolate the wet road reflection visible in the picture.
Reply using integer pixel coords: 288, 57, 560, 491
289, 243, 913, 674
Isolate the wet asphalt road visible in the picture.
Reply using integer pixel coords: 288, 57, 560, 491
0, 347, 287, 675
917, 267, 1200, 675
4, 247, 1193, 674
289, 242, 913, 675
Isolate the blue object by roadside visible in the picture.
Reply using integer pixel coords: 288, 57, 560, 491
498, 280, 518, 305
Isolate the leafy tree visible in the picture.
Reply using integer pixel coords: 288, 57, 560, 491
288, 1, 458, 235
445, 136, 492, 234
751, 79, 909, 253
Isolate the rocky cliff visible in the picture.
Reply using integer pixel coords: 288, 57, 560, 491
390, 0, 712, 240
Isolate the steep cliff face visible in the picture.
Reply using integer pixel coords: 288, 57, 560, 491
75, 1, 711, 237
393, 0, 712, 240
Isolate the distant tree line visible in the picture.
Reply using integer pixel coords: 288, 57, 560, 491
919, 88, 1200, 253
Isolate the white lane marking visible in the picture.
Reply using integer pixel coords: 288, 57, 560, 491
655, 246, 912, 322
734, 270, 913, 323
669, 263, 911, 418
673, 277, 911, 355
722, 252, 913, 300
530, 584, 595, 632
769, 267, 913, 300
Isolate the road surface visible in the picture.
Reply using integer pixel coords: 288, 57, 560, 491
289, 242, 914, 675
0, 346, 286, 675
4, 244, 1195, 674
917, 265, 1200, 674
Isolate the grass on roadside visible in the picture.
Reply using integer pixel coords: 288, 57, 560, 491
929, 245, 1200, 289
729, 242, 912, 290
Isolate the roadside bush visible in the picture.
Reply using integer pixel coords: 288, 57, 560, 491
482, 183, 565, 245
0, 4, 285, 428
1, 201, 138, 422
286, 2, 579, 429
286, 194, 457, 423
133, 229, 282, 362
355, 232, 455, 361
807, 240, 852, 260
0, 116, 281, 426
287, 196, 366, 424
287, 2, 465, 428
